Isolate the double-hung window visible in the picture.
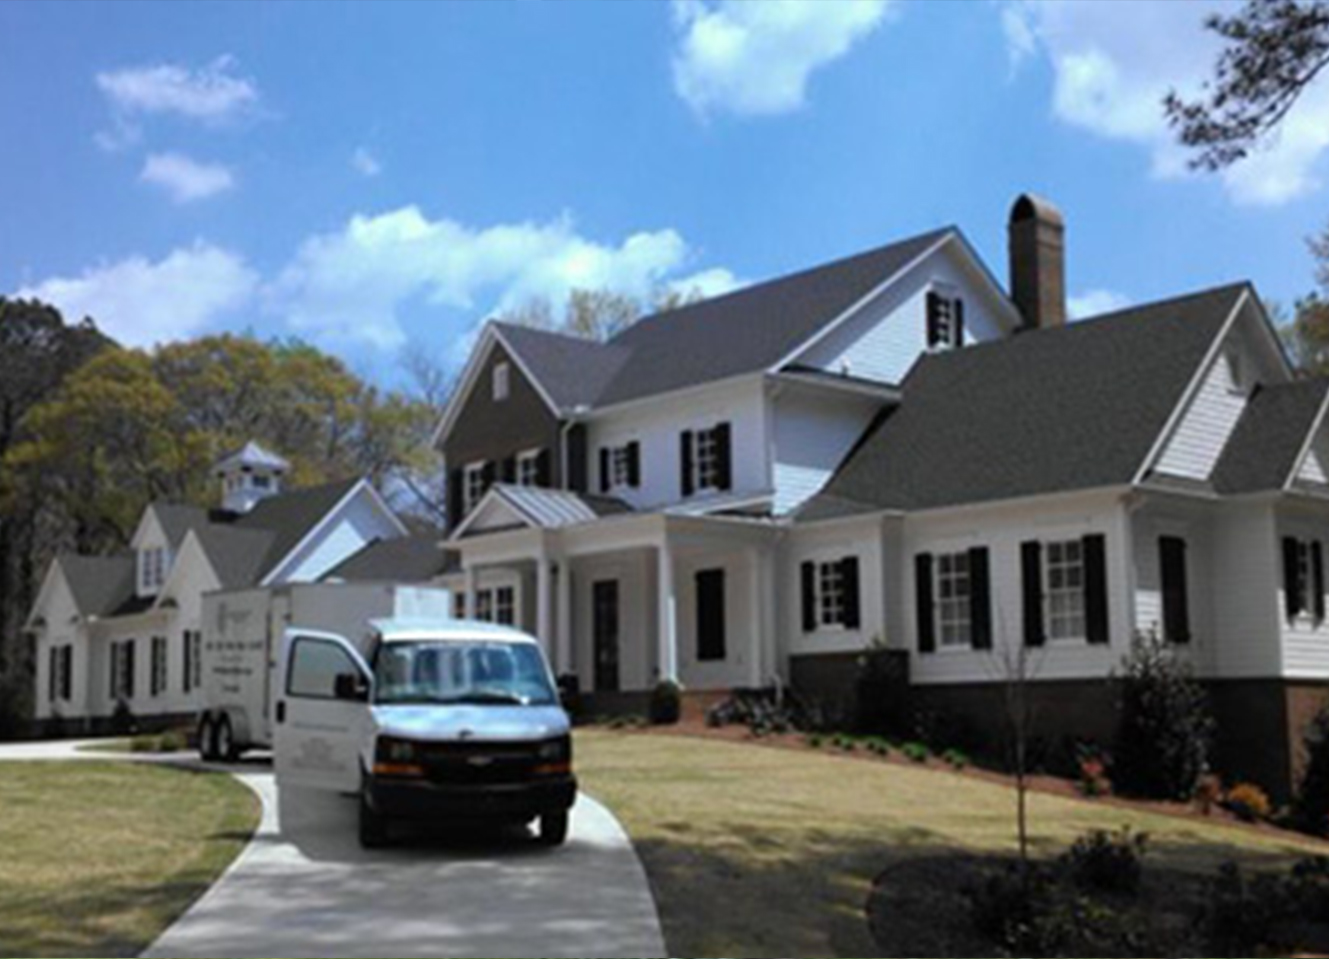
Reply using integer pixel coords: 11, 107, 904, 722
150, 636, 167, 697
516, 450, 542, 487
110, 640, 135, 701
183, 630, 202, 693
472, 585, 517, 626
935, 552, 972, 648
140, 547, 168, 593
1282, 535, 1325, 623
694, 429, 720, 492
1045, 539, 1086, 642
817, 561, 846, 627
463, 462, 487, 514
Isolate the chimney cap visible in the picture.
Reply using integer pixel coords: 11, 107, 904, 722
1010, 193, 1064, 229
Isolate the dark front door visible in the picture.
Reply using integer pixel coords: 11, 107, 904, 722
592, 579, 620, 693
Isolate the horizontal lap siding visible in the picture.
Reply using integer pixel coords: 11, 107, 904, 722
1212, 503, 1281, 677
1155, 338, 1248, 481
772, 389, 881, 516
1279, 508, 1329, 678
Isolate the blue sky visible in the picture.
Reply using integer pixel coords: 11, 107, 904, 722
4, 0, 1329, 384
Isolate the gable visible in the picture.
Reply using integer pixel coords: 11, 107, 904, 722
130, 507, 169, 552
1296, 427, 1329, 487
789, 236, 1022, 385
262, 481, 406, 584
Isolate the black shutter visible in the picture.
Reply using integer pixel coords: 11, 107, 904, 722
695, 569, 727, 662
567, 424, 588, 493
627, 441, 641, 488
1315, 541, 1326, 624
681, 431, 695, 497
600, 448, 611, 493
448, 467, 464, 527
1284, 536, 1304, 620
48, 647, 56, 703
1021, 541, 1045, 647
1159, 536, 1191, 644
1083, 534, 1110, 645
109, 643, 117, 700
801, 561, 817, 632
501, 456, 516, 484
915, 553, 935, 653
183, 632, 192, 693
840, 556, 861, 629
536, 448, 552, 487
714, 422, 733, 491
925, 291, 942, 347
124, 640, 135, 700
61, 646, 72, 701
953, 298, 965, 346
969, 546, 992, 650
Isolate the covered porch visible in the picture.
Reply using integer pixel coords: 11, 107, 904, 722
443, 485, 781, 694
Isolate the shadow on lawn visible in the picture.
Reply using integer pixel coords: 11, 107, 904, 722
629, 821, 1320, 959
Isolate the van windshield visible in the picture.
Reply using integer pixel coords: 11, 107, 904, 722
372, 640, 557, 707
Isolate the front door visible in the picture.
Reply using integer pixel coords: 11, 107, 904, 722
592, 580, 620, 693
274, 630, 371, 794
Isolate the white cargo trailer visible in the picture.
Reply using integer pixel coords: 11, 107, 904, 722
197, 582, 451, 760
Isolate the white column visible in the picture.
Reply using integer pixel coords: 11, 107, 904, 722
556, 559, 573, 677
465, 565, 478, 620
748, 547, 764, 688
536, 553, 552, 656
657, 538, 678, 683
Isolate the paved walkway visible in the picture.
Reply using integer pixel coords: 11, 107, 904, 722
0, 740, 666, 959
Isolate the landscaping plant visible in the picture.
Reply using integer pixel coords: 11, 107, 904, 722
1293, 702, 1329, 837
648, 679, 682, 725
1224, 782, 1272, 822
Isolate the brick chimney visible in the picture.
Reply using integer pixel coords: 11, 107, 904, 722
1008, 193, 1066, 330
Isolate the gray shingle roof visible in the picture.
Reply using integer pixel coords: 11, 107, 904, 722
235, 477, 364, 581
799, 283, 1249, 520
191, 524, 276, 588
57, 553, 135, 618
494, 227, 956, 410
1212, 378, 1329, 494
322, 534, 456, 583
151, 504, 212, 548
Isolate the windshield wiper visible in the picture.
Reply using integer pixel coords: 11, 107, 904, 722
448, 689, 529, 706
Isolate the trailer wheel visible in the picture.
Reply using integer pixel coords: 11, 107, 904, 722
537, 810, 569, 847
215, 716, 237, 762
197, 716, 218, 762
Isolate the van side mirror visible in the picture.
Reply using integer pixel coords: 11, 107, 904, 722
334, 672, 369, 702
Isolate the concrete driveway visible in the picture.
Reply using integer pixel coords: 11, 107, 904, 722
0, 741, 666, 959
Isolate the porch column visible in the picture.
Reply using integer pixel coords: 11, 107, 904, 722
657, 538, 678, 683
465, 565, 478, 620
536, 552, 552, 656
748, 547, 764, 688
556, 559, 573, 677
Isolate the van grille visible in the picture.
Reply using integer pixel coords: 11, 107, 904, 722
418, 741, 540, 786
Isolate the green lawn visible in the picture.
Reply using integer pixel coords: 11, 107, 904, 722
576, 729, 1329, 959
0, 761, 259, 958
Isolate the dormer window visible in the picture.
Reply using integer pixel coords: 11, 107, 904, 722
493, 362, 510, 402
926, 289, 965, 351
139, 546, 168, 593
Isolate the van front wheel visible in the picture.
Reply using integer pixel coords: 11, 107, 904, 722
537, 810, 569, 847
359, 787, 389, 849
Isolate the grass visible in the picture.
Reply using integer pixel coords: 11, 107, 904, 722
78, 731, 189, 754
0, 761, 259, 958
575, 729, 1329, 959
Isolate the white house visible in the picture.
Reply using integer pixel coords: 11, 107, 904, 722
434, 194, 1329, 799
26, 442, 425, 731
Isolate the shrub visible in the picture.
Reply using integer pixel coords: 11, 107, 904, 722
866, 737, 891, 757
1194, 773, 1224, 816
109, 699, 137, 736
648, 680, 682, 725
834, 734, 858, 753
1293, 703, 1329, 837
902, 741, 930, 764
1112, 630, 1215, 800
707, 688, 810, 736
942, 747, 970, 770
805, 734, 824, 749
1225, 782, 1271, 822
158, 729, 187, 752
1076, 745, 1112, 797
1062, 828, 1148, 897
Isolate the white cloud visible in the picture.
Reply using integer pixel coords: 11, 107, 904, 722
669, 266, 743, 299
17, 242, 257, 347
671, 0, 892, 117
96, 56, 258, 121
351, 147, 382, 178
1003, 0, 1329, 206
268, 207, 726, 350
140, 152, 235, 203
1068, 288, 1131, 320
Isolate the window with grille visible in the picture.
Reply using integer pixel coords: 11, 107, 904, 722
1045, 539, 1087, 641
936, 551, 972, 648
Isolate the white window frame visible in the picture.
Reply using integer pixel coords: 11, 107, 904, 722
492, 362, 510, 402
516, 449, 542, 487
935, 551, 973, 649
1045, 539, 1087, 643
463, 462, 487, 514
692, 427, 721, 493
151, 636, 167, 698
110, 640, 134, 701
816, 560, 847, 629
473, 584, 518, 627
140, 546, 167, 593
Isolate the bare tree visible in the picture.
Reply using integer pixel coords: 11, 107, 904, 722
985, 612, 1046, 872
1165, 0, 1329, 170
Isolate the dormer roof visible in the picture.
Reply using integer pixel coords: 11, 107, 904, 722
213, 440, 290, 476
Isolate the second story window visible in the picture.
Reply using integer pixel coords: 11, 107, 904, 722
517, 449, 542, 487
493, 362, 510, 402
926, 289, 965, 350
680, 423, 731, 497
463, 462, 488, 514
140, 547, 168, 593
599, 442, 641, 492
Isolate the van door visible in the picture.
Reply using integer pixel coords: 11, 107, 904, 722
274, 629, 372, 793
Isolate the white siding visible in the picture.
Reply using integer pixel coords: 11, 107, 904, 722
781, 519, 886, 658
1277, 505, 1329, 678
585, 377, 769, 511
1130, 504, 1214, 674
33, 571, 85, 721
771, 386, 881, 515
1211, 501, 1281, 677
675, 548, 763, 690
793, 244, 1011, 385
901, 492, 1135, 685
572, 549, 658, 692
1155, 333, 1250, 481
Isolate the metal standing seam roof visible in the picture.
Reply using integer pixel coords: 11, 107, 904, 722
798, 283, 1251, 520
466, 484, 632, 532
491, 227, 959, 411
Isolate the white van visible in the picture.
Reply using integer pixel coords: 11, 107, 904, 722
274, 617, 577, 848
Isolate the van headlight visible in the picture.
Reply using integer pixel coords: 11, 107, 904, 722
536, 735, 571, 764
376, 736, 418, 763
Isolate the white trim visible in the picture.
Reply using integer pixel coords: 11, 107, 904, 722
259, 479, 407, 587
1131, 289, 1250, 486
430, 324, 563, 449
450, 486, 532, 540
1284, 388, 1329, 492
